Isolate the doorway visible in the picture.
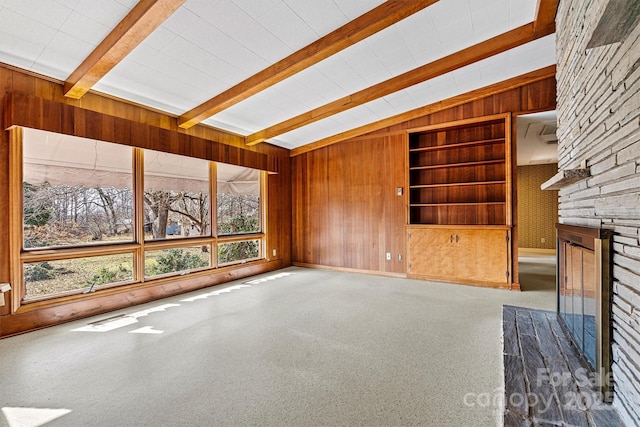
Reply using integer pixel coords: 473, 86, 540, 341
515, 111, 559, 291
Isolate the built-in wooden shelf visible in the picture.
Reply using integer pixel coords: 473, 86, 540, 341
409, 137, 505, 153
410, 201, 505, 207
406, 114, 514, 288
410, 180, 505, 189
407, 115, 509, 226
410, 159, 504, 171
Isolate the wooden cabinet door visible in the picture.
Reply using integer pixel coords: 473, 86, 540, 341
407, 226, 510, 287
453, 229, 509, 284
408, 228, 456, 277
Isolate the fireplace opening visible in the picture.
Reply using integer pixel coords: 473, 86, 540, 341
557, 223, 613, 400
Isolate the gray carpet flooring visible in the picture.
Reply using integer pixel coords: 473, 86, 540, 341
0, 257, 555, 427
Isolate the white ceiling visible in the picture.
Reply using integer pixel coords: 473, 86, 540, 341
0, 0, 557, 162
516, 110, 558, 166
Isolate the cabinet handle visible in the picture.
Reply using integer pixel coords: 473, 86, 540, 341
450, 234, 453, 243
456, 234, 459, 243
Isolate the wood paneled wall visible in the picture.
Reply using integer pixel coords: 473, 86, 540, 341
292, 77, 556, 275
0, 65, 291, 335
293, 133, 407, 275
3, 93, 279, 173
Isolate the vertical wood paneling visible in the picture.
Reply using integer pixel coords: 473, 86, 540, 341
292, 78, 556, 276
0, 68, 13, 314
0, 65, 291, 334
388, 133, 408, 271
292, 133, 407, 274
328, 146, 345, 267
4, 93, 278, 173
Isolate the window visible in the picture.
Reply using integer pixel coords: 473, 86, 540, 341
217, 163, 260, 235
145, 246, 212, 278
23, 129, 133, 248
144, 150, 210, 240
15, 128, 266, 303
218, 240, 260, 265
23, 254, 134, 300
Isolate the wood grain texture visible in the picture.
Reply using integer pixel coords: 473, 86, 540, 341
408, 114, 510, 226
4, 93, 278, 173
291, 77, 555, 280
247, 22, 552, 145
0, 65, 291, 336
7, 128, 22, 313
534, 0, 558, 37
510, 115, 520, 285
407, 226, 510, 287
407, 115, 514, 287
291, 66, 556, 156
178, 0, 438, 128
64, 0, 186, 99
0, 67, 12, 316
2, 65, 246, 148
292, 134, 407, 274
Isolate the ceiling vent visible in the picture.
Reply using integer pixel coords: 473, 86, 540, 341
540, 124, 558, 144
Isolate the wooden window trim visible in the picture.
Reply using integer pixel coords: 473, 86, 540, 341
21, 244, 140, 263
9, 127, 24, 312
217, 238, 264, 268
217, 233, 265, 244
10, 127, 268, 310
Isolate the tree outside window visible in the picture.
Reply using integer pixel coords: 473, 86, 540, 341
144, 150, 210, 240
20, 129, 265, 301
22, 129, 134, 249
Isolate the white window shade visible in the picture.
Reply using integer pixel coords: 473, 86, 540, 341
217, 164, 260, 195
144, 150, 209, 193
23, 128, 132, 188
22, 128, 261, 194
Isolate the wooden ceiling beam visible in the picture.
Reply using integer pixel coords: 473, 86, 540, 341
177, 0, 439, 129
533, 0, 559, 37
289, 65, 557, 157
248, 21, 554, 146
63, 0, 185, 99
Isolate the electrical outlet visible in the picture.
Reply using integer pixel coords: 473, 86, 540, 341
398, 254, 402, 261
272, 249, 277, 257
386, 252, 391, 261
541, 238, 546, 243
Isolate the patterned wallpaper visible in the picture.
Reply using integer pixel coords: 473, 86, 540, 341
517, 164, 558, 249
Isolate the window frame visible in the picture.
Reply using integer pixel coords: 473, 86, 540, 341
10, 127, 267, 308
216, 162, 263, 237
142, 148, 212, 243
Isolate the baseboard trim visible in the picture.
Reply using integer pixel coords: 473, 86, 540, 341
292, 262, 406, 278
518, 248, 556, 255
